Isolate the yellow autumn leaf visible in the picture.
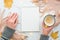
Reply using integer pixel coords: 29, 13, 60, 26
51, 31, 58, 39
4, 0, 13, 9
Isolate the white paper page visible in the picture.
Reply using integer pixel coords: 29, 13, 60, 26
22, 7, 40, 31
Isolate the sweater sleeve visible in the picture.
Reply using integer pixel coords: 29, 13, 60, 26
1, 26, 15, 40
40, 34, 49, 40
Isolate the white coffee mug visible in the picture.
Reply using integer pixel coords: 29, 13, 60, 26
44, 14, 56, 26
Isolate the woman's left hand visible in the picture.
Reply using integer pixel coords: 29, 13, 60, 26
5, 13, 18, 30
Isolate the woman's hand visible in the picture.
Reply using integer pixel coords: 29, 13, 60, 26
42, 11, 60, 36
5, 13, 18, 30
42, 22, 53, 36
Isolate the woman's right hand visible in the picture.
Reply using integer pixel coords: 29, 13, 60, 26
42, 11, 60, 36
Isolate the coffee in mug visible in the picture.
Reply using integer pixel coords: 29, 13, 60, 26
44, 15, 56, 27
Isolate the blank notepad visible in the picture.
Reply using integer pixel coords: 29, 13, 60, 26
22, 7, 40, 31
